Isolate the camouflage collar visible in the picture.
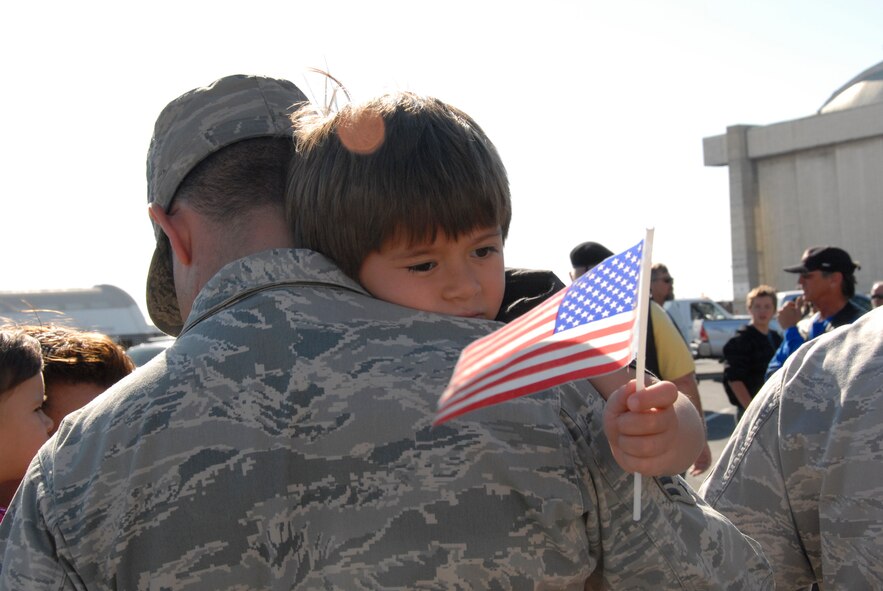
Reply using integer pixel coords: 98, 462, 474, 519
180, 249, 368, 337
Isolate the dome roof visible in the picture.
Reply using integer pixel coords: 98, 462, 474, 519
819, 60, 883, 114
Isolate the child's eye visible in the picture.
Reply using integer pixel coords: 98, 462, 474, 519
473, 246, 499, 259
407, 261, 437, 273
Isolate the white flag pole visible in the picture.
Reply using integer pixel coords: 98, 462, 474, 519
632, 227, 654, 521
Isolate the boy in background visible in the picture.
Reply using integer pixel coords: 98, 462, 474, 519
721, 286, 782, 421
286, 92, 704, 476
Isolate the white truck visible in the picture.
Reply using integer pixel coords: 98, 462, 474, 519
663, 298, 750, 359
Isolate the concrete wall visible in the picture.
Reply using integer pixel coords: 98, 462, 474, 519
704, 102, 883, 312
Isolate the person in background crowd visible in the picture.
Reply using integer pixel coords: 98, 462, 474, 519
0, 324, 135, 510
0, 330, 53, 521
16, 324, 135, 434
721, 286, 782, 422
650, 263, 675, 306
569, 242, 711, 475
568, 241, 612, 282
702, 308, 883, 589
871, 280, 883, 308
766, 246, 865, 379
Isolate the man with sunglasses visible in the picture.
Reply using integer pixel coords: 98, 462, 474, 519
765, 246, 865, 379
650, 263, 675, 306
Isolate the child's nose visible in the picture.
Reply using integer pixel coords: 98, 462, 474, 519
442, 265, 481, 300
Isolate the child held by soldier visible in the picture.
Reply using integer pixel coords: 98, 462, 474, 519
285, 91, 704, 476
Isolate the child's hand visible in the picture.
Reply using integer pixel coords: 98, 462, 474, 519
603, 379, 700, 476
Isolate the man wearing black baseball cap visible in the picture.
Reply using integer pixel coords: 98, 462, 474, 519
766, 246, 865, 378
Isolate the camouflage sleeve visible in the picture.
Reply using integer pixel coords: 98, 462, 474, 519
698, 382, 814, 587
0, 249, 776, 589
702, 310, 883, 589
558, 382, 773, 589
0, 453, 83, 590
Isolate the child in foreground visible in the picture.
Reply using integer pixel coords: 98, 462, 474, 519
286, 92, 704, 476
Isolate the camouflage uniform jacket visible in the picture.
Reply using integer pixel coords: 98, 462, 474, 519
0, 249, 771, 590
701, 307, 883, 589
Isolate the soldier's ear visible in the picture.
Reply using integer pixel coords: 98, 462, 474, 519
149, 202, 193, 267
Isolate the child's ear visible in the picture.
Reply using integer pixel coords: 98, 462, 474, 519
148, 203, 193, 267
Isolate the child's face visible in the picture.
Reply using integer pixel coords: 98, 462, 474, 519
359, 225, 506, 320
748, 294, 776, 326
0, 373, 53, 482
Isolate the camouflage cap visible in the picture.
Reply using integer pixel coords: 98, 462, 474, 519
145, 74, 307, 336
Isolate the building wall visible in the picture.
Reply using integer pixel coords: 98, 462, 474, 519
705, 102, 883, 313
755, 136, 883, 298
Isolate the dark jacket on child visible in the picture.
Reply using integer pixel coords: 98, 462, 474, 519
722, 324, 783, 410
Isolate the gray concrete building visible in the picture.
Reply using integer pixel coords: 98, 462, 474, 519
704, 60, 883, 313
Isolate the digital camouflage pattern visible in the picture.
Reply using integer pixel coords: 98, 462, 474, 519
0, 249, 771, 589
701, 307, 883, 589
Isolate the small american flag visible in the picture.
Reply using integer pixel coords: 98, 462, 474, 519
435, 239, 645, 425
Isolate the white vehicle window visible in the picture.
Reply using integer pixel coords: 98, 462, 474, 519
691, 301, 729, 321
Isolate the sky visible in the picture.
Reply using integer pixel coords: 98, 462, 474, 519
2, 0, 881, 330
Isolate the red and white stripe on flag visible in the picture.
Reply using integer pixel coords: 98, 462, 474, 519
434, 239, 644, 425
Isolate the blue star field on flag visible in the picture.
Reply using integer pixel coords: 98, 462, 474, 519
555, 241, 643, 333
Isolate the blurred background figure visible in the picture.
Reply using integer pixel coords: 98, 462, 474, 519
721, 286, 782, 423
17, 325, 135, 434
0, 330, 53, 520
0, 325, 135, 512
568, 241, 614, 281
871, 281, 883, 308
650, 263, 675, 306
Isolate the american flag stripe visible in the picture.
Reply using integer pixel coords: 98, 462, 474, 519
435, 339, 632, 424
447, 292, 567, 383
456, 306, 626, 375
435, 239, 644, 426
458, 296, 562, 361
441, 316, 635, 408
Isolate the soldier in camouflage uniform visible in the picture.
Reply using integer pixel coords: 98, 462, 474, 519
0, 75, 772, 589
701, 307, 883, 589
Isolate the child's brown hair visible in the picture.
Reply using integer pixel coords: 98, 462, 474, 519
286, 92, 511, 280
